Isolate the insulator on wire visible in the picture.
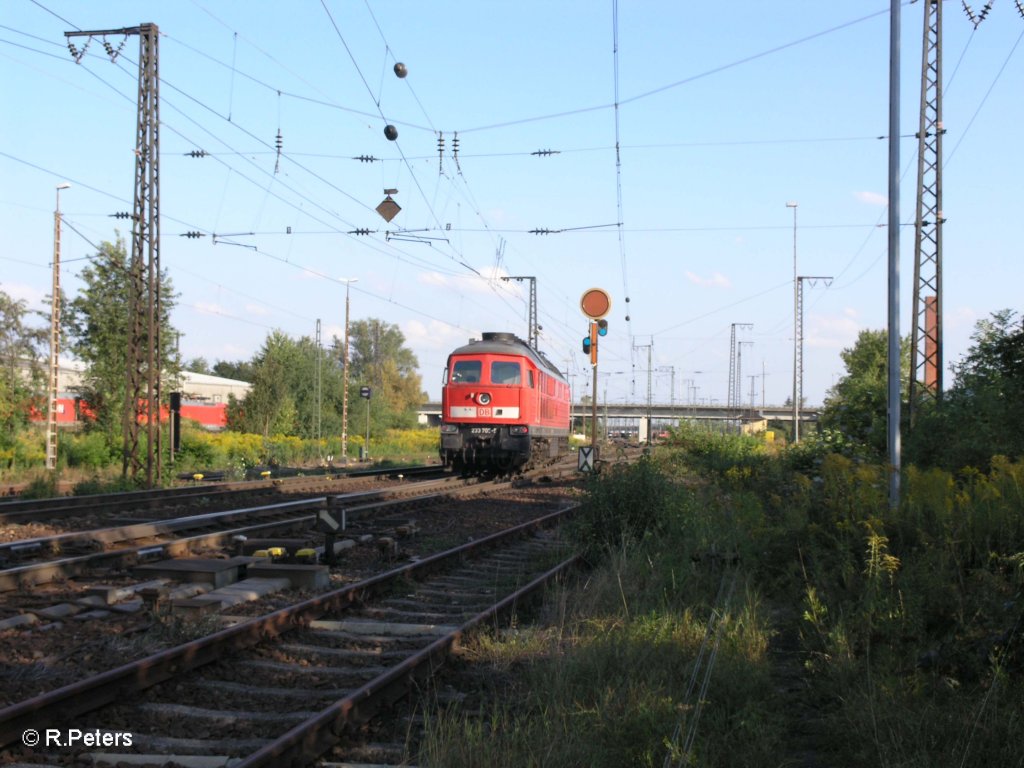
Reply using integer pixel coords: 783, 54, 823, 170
437, 132, 445, 176
181, 231, 204, 239
67, 37, 89, 63
186, 149, 208, 158
353, 155, 379, 163
100, 37, 126, 61
111, 211, 133, 220
349, 228, 372, 236
274, 129, 283, 174
531, 149, 560, 157
962, 0, 993, 27
452, 132, 462, 175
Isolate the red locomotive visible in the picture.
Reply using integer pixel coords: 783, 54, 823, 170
440, 332, 571, 474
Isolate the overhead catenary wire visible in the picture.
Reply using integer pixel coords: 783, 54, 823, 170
663, 566, 740, 767
42, 32, 494, 288
611, 0, 633, 346
313, 0, 573, 333
6, 2, 1019, 408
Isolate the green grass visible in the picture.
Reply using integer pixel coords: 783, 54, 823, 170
417, 445, 1024, 767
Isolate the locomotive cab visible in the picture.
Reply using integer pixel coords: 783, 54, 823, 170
440, 332, 569, 474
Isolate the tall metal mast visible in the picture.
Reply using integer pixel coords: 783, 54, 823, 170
502, 276, 539, 349
728, 323, 752, 412
795, 277, 832, 441
728, 324, 737, 410
46, 184, 70, 471
909, 0, 944, 422
67, 24, 161, 485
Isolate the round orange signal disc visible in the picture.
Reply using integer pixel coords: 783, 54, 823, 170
580, 288, 612, 319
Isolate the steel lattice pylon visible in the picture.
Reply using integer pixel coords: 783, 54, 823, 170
68, 24, 161, 484
132, 23, 161, 485
727, 323, 752, 412
502, 276, 539, 350
909, 0, 944, 421
795, 277, 832, 441
728, 324, 738, 410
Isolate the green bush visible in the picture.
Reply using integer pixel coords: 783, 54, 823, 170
570, 455, 676, 557
63, 432, 116, 469
0, 431, 45, 473
72, 475, 143, 495
17, 474, 59, 499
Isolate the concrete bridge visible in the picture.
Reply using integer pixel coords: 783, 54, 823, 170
417, 401, 821, 440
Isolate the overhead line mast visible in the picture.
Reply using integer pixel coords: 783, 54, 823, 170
66, 24, 162, 485
909, 0, 944, 423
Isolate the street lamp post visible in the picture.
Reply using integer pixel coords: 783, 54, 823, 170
786, 201, 799, 441
46, 183, 71, 471
340, 278, 358, 461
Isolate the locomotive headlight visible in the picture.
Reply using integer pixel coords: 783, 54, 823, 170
477, 392, 492, 405
440, 424, 458, 434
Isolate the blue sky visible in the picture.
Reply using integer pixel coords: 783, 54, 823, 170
3, 1, 1022, 407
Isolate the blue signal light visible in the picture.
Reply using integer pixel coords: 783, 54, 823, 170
597, 319, 608, 336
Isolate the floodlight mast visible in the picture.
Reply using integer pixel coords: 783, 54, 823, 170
340, 278, 358, 461
46, 183, 71, 471
501, 276, 539, 350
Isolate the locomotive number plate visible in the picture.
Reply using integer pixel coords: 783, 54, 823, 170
470, 427, 496, 435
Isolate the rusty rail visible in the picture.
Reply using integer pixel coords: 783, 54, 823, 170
0, 504, 577, 749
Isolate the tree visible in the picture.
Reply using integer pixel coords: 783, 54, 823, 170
820, 329, 908, 457
185, 356, 211, 374
63, 236, 180, 443
0, 289, 47, 447
224, 319, 424, 442
212, 359, 255, 382
908, 309, 1024, 469
227, 331, 344, 439
334, 318, 425, 431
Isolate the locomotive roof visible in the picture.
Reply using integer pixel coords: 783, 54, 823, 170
448, 332, 566, 381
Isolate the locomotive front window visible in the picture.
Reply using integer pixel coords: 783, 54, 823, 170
490, 361, 521, 385
451, 360, 482, 383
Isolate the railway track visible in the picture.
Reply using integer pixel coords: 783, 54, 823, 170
0, 464, 445, 527
0, 475, 476, 593
0, 505, 579, 767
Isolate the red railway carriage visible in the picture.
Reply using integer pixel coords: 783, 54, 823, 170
440, 332, 571, 474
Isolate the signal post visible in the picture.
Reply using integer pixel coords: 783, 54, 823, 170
580, 289, 611, 469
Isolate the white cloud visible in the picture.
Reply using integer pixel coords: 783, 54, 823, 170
418, 271, 450, 288
806, 311, 862, 350
1, 281, 46, 309
192, 301, 229, 316
403, 318, 471, 352
855, 191, 888, 206
946, 305, 978, 332
417, 268, 512, 296
685, 271, 731, 288
218, 343, 249, 359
